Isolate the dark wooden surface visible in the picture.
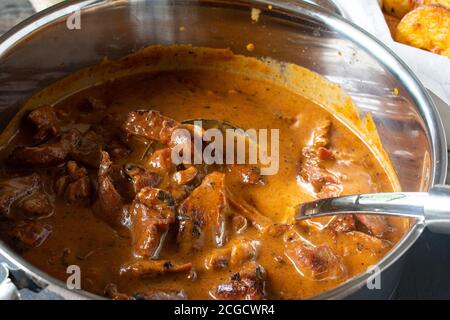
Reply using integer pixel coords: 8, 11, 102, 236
0, 1, 450, 300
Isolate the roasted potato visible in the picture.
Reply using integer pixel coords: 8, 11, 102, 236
382, 0, 450, 18
384, 13, 401, 36
395, 5, 450, 58
415, 0, 450, 9
382, 0, 416, 18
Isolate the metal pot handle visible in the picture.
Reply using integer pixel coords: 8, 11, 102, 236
424, 185, 450, 234
298, 185, 450, 235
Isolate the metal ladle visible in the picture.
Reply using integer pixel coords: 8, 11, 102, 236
183, 119, 450, 235
297, 185, 450, 234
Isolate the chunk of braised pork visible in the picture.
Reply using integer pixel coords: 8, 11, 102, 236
9, 129, 81, 168
205, 239, 259, 271
70, 130, 103, 168
285, 241, 346, 280
104, 283, 188, 300
0, 174, 41, 216
0, 174, 53, 219
123, 164, 161, 194
4, 222, 51, 249
98, 151, 124, 216
226, 190, 272, 232
177, 172, 229, 252
61, 161, 93, 205
172, 166, 198, 185
120, 260, 192, 278
354, 214, 391, 238
19, 192, 53, 219
123, 110, 181, 145
213, 263, 266, 300
147, 148, 174, 173
228, 165, 264, 185
299, 120, 342, 198
128, 187, 176, 258
28, 105, 60, 143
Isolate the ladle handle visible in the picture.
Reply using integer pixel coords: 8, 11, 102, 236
425, 185, 450, 234
297, 185, 450, 235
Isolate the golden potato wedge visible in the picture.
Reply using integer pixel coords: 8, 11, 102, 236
383, 0, 415, 18
395, 5, 450, 58
415, 0, 450, 9
384, 13, 401, 36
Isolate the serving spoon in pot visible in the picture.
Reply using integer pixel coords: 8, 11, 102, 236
182, 119, 450, 234
297, 185, 450, 235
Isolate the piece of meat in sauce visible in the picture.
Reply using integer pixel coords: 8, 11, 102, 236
123, 164, 161, 195
28, 105, 60, 143
177, 172, 229, 252
354, 215, 391, 238
128, 187, 176, 258
299, 120, 342, 198
123, 110, 181, 145
70, 130, 104, 168
1, 221, 51, 250
104, 283, 188, 300
213, 262, 266, 300
285, 241, 347, 281
55, 161, 93, 206
9, 129, 81, 168
120, 259, 192, 278
228, 165, 264, 185
0, 174, 53, 219
205, 239, 259, 271
97, 151, 124, 222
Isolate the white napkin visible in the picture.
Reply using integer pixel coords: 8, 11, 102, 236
334, 0, 450, 109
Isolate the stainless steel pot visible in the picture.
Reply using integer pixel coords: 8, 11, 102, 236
0, 0, 446, 300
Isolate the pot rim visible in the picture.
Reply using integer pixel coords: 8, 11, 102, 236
0, 0, 447, 300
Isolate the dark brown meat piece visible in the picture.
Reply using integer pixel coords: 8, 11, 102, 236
65, 176, 92, 205
354, 214, 391, 237
123, 164, 161, 194
9, 129, 81, 168
285, 242, 346, 280
28, 105, 60, 143
129, 187, 175, 258
0, 174, 53, 219
120, 260, 192, 278
55, 161, 92, 206
7, 222, 51, 249
213, 263, 266, 300
205, 239, 259, 271
19, 192, 53, 218
123, 110, 181, 145
177, 172, 229, 253
70, 130, 103, 168
98, 151, 124, 215
0, 174, 41, 216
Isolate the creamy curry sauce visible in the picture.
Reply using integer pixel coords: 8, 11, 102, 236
0, 46, 407, 299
